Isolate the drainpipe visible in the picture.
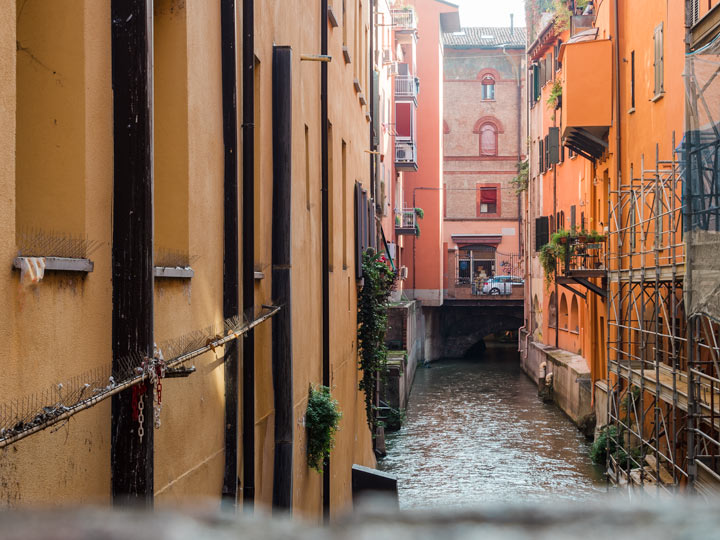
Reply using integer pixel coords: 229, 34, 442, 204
370, 0, 376, 204
110, 0, 154, 505
242, 0, 256, 510
321, 0, 331, 521
271, 45, 293, 512
220, 0, 240, 508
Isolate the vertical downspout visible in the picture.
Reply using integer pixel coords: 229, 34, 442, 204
370, 0, 376, 204
220, 0, 240, 507
110, 0, 154, 505
271, 45, 294, 512
516, 53, 523, 263
320, 0, 331, 522
607, 0, 623, 486
242, 0, 256, 510
683, 0, 696, 490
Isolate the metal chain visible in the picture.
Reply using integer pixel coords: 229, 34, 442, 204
138, 396, 145, 442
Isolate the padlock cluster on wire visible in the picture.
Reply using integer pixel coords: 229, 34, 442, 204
132, 344, 167, 442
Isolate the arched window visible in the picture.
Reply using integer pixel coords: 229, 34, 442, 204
559, 294, 569, 330
479, 123, 498, 156
481, 74, 495, 100
570, 296, 579, 332
548, 292, 557, 328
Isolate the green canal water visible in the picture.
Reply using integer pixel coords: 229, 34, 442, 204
377, 343, 605, 509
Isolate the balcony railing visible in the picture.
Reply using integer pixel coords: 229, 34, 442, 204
395, 140, 417, 171
395, 208, 418, 236
391, 8, 416, 30
570, 14, 594, 36
446, 252, 524, 300
395, 75, 418, 99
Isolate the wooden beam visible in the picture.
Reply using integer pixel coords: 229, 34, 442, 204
271, 45, 294, 511
110, 0, 154, 505
220, 0, 240, 507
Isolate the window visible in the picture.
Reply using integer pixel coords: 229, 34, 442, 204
532, 64, 540, 104
630, 50, 636, 110
477, 186, 498, 215
570, 296, 579, 332
481, 75, 495, 100
535, 216, 549, 251
653, 23, 664, 97
479, 123, 498, 155
549, 292, 557, 328
556, 40, 563, 71
559, 294, 569, 330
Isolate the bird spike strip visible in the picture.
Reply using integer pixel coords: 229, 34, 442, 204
16, 226, 104, 259
153, 245, 201, 268
0, 304, 280, 448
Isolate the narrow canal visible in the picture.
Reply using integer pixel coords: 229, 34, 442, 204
378, 342, 605, 509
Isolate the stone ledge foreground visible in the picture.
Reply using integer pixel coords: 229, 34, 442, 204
1, 497, 719, 539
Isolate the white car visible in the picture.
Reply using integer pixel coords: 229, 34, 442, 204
481, 275, 524, 295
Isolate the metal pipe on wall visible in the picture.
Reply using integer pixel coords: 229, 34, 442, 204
271, 45, 294, 512
242, 0, 256, 510
220, 0, 240, 508
110, 0, 155, 505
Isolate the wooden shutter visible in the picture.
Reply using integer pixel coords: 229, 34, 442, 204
355, 183, 363, 278
539, 138, 544, 172
654, 23, 664, 96
548, 127, 560, 165
535, 216, 549, 251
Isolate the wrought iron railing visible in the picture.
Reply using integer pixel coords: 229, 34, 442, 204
391, 9, 416, 30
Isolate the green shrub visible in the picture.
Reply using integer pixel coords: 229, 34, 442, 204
306, 385, 342, 473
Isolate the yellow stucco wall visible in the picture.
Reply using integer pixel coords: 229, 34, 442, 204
1, 0, 376, 518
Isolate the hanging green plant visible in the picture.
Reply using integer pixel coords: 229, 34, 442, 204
305, 385, 342, 473
551, 0, 572, 31
358, 249, 396, 432
511, 160, 529, 193
547, 79, 563, 110
414, 207, 424, 219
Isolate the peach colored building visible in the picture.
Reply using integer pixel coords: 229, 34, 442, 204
442, 27, 526, 300
398, 0, 460, 306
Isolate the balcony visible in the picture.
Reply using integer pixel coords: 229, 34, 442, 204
391, 8, 416, 31
570, 15, 594, 37
395, 140, 417, 171
395, 75, 419, 100
395, 207, 418, 236
559, 39, 612, 161
551, 233, 608, 299
446, 250, 524, 302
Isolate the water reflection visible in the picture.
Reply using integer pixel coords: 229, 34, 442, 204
378, 343, 605, 509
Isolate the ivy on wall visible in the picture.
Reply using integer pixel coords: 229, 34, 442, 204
357, 249, 396, 432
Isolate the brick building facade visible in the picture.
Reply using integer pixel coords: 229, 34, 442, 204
442, 27, 526, 294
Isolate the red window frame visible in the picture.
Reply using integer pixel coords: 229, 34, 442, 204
476, 183, 501, 217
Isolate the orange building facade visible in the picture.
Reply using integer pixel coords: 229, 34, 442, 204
522, 0, 720, 492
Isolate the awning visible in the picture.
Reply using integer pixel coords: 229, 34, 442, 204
479, 188, 497, 204
452, 234, 501, 246
563, 126, 608, 162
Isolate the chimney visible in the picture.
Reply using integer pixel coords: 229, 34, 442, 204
510, 14, 514, 36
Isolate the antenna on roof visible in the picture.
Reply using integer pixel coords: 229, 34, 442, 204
510, 14, 514, 36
